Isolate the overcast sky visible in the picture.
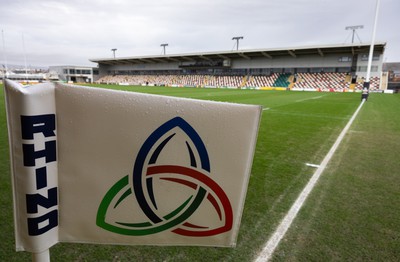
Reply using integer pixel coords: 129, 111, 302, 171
1, 0, 399, 67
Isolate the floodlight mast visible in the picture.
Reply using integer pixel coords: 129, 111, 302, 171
111, 48, 117, 58
161, 43, 168, 55
232, 36, 244, 51
345, 25, 364, 44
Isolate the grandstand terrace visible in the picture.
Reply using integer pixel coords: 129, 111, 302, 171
90, 43, 386, 91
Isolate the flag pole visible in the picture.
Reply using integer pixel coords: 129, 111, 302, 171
32, 250, 50, 262
362, 0, 381, 101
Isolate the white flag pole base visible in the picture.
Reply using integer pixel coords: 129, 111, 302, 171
32, 250, 50, 262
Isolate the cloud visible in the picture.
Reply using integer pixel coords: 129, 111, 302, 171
0, 0, 399, 66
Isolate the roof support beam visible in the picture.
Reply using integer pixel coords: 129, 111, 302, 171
198, 55, 213, 61
181, 56, 195, 62
288, 50, 296, 58
113, 60, 130, 64
317, 48, 324, 57
166, 57, 181, 62
217, 54, 230, 59
108, 61, 125, 65
151, 58, 168, 63
138, 59, 155, 64
261, 52, 272, 59
238, 53, 251, 60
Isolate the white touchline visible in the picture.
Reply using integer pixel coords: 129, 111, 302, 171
255, 99, 366, 262
263, 108, 270, 111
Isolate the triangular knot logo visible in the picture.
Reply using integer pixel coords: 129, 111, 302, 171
97, 117, 233, 236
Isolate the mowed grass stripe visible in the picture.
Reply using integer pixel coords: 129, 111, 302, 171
270, 93, 400, 261
0, 84, 367, 261
255, 99, 366, 262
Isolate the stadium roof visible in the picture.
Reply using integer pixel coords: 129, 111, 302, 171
89, 42, 386, 65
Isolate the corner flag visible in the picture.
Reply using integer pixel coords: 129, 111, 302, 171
4, 80, 261, 256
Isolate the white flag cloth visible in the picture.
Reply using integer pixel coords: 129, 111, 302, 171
4, 80, 261, 253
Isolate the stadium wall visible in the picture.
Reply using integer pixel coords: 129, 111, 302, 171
355, 53, 383, 78
231, 54, 352, 70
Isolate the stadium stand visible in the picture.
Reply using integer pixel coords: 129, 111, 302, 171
92, 43, 386, 92
354, 76, 381, 90
293, 72, 350, 91
273, 73, 291, 88
207, 75, 243, 88
292, 72, 380, 91
95, 72, 380, 91
245, 74, 278, 87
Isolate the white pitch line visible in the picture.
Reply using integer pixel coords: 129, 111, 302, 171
295, 95, 325, 103
263, 108, 270, 111
255, 99, 366, 262
305, 163, 320, 168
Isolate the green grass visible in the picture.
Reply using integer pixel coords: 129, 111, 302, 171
271, 93, 400, 261
1, 84, 399, 261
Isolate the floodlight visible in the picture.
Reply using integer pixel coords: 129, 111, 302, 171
345, 25, 364, 43
232, 36, 244, 50
161, 43, 168, 55
111, 48, 117, 58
